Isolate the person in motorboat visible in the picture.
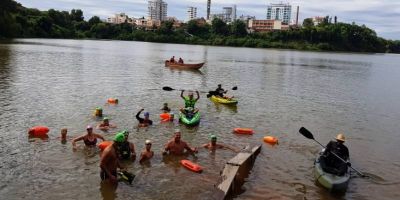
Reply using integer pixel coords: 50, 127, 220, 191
178, 57, 184, 64
319, 133, 350, 176
169, 56, 175, 63
136, 109, 153, 127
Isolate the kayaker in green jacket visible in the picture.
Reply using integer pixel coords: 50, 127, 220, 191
180, 90, 199, 114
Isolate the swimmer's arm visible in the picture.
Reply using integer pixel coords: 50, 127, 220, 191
100, 150, 114, 178
130, 143, 136, 161
221, 144, 239, 153
180, 90, 185, 99
195, 91, 200, 101
162, 143, 170, 155
71, 135, 85, 148
94, 133, 105, 141
184, 142, 197, 153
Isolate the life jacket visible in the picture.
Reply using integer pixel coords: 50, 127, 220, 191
184, 97, 197, 108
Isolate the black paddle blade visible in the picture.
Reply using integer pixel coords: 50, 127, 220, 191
232, 86, 238, 90
299, 127, 315, 140
162, 86, 174, 91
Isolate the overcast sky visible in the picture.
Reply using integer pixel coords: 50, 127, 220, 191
17, 0, 400, 40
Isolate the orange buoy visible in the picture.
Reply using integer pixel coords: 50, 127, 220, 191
181, 160, 203, 173
233, 128, 254, 135
263, 136, 278, 145
28, 126, 49, 137
160, 113, 171, 120
98, 141, 113, 151
107, 98, 118, 104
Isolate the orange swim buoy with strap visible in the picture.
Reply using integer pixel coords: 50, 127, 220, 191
28, 126, 49, 137
98, 141, 112, 151
263, 136, 278, 145
233, 128, 254, 135
180, 160, 203, 173
107, 98, 118, 104
160, 113, 170, 120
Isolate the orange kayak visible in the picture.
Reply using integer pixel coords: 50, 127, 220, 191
233, 128, 254, 135
180, 160, 203, 173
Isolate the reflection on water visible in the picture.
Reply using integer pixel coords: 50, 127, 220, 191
0, 39, 400, 199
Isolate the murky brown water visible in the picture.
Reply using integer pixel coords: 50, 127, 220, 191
0, 39, 399, 200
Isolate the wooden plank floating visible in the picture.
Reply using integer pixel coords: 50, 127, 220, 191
215, 145, 262, 199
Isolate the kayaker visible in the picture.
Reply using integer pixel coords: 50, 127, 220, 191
180, 90, 200, 114
213, 84, 233, 99
100, 132, 125, 184
320, 133, 350, 175
118, 130, 136, 161
163, 130, 198, 155
136, 109, 153, 127
97, 117, 117, 131
169, 56, 175, 63
202, 135, 239, 152
139, 140, 154, 163
161, 103, 171, 113
178, 57, 184, 64
72, 125, 105, 150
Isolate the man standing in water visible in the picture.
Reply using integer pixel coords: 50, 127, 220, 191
100, 132, 125, 184
163, 130, 197, 155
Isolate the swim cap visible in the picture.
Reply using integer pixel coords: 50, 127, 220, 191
114, 132, 125, 143
122, 130, 129, 136
164, 103, 168, 105
145, 140, 152, 145
86, 125, 93, 130
174, 129, 181, 133
210, 134, 217, 140
170, 112, 174, 116
144, 112, 150, 117
103, 117, 109, 121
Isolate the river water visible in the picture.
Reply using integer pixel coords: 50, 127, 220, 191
0, 39, 399, 200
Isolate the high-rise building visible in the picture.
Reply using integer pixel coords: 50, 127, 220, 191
148, 0, 168, 21
207, 0, 211, 20
187, 6, 197, 21
266, 3, 291, 24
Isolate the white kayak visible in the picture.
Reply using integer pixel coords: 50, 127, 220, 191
314, 151, 350, 192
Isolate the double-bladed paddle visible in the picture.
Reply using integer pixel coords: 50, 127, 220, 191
299, 127, 367, 177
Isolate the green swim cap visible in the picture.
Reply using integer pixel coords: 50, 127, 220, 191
210, 134, 217, 140
103, 117, 109, 121
114, 132, 125, 143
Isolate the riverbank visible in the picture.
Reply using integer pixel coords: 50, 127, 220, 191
1, 0, 400, 54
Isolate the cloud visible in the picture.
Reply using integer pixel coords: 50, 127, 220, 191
16, 0, 400, 40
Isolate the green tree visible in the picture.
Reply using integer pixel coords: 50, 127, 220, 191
70, 9, 83, 22
88, 16, 101, 26
230, 20, 247, 37
159, 21, 174, 34
211, 18, 228, 35
302, 18, 313, 28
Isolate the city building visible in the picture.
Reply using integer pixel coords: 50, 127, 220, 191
312, 16, 325, 26
148, 0, 168, 21
187, 6, 197, 21
210, 5, 237, 23
207, 0, 211, 20
238, 15, 256, 26
248, 19, 283, 32
266, 3, 292, 24
106, 13, 132, 24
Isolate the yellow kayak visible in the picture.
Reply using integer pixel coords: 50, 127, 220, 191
210, 95, 238, 105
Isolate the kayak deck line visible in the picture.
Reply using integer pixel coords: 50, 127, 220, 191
214, 145, 262, 199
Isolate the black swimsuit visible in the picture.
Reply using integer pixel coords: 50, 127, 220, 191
83, 136, 97, 146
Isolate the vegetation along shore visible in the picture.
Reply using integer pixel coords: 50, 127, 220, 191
1, 0, 399, 53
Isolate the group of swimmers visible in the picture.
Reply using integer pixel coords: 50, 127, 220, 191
64, 84, 236, 184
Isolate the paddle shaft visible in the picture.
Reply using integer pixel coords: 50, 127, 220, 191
312, 138, 365, 177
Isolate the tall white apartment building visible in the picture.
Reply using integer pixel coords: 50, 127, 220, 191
266, 3, 291, 24
148, 0, 168, 21
187, 6, 197, 21
221, 5, 236, 23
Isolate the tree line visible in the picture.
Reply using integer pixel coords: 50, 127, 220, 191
1, 0, 399, 53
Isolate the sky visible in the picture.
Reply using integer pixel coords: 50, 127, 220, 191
17, 0, 400, 40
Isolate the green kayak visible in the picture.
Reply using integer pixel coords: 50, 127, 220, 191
179, 111, 200, 126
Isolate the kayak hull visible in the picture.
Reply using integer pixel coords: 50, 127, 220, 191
179, 112, 200, 126
314, 153, 350, 192
210, 95, 238, 105
165, 61, 204, 70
